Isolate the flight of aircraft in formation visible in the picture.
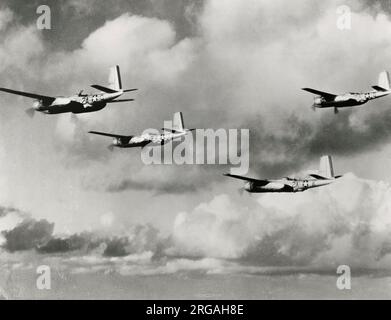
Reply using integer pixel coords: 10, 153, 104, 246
0, 65, 390, 194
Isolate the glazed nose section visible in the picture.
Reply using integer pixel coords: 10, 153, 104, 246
244, 182, 253, 192
314, 97, 323, 105
32, 100, 42, 110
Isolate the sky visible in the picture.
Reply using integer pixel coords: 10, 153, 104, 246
2, 0, 391, 299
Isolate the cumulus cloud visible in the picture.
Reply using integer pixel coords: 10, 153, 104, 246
2, 219, 54, 252
3, 174, 391, 276
172, 174, 391, 270
1, 208, 166, 259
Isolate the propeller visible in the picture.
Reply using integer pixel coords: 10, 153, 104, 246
107, 144, 115, 151
334, 107, 339, 114
25, 108, 35, 118
311, 104, 316, 111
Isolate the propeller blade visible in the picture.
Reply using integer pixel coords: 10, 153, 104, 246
334, 107, 339, 114
25, 108, 35, 118
107, 144, 115, 151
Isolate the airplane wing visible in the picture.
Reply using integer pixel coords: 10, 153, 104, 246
108, 99, 135, 103
91, 85, 118, 93
224, 173, 270, 186
0, 87, 56, 104
302, 88, 336, 100
88, 131, 133, 139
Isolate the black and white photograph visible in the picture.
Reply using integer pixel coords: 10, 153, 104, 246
1, 0, 391, 305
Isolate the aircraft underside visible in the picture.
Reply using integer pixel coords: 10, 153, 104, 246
249, 185, 296, 193
317, 99, 367, 108
40, 102, 107, 114
117, 141, 150, 148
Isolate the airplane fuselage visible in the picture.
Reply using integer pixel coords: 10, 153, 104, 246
34, 91, 123, 114
112, 131, 188, 148
314, 90, 390, 109
244, 178, 334, 193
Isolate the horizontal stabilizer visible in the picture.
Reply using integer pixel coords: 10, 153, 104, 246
89, 131, 132, 139
91, 85, 118, 93
162, 128, 182, 133
108, 99, 135, 103
123, 88, 138, 92
302, 88, 336, 100
309, 174, 330, 180
372, 85, 388, 92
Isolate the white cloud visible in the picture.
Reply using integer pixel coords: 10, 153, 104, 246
170, 174, 391, 269
0, 8, 13, 31
0, 25, 44, 75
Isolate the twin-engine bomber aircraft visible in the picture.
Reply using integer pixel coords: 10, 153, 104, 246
225, 155, 342, 193
0, 65, 136, 116
89, 112, 195, 150
302, 71, 390, 114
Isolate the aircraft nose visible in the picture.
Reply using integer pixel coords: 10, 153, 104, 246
113, 138, 120, 146
314, 97, 322, 105
32, 100, 42, 109
244, 182, 253, 191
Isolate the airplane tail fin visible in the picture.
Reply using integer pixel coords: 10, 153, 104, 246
173, 112, 185, 132
108, 65, 122, 92
376, 71, 390, 91
319, 155, 334, 179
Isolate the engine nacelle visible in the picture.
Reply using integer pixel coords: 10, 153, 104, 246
32, 100, 43, 110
